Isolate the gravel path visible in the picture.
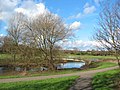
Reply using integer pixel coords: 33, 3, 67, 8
0, 66, 118, 84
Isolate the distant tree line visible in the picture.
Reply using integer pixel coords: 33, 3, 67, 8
63, 50, 114, 56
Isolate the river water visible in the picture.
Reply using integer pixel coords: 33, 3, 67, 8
0, 62, 85, 74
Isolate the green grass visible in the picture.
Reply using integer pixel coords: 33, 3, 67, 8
0, 54, 116, 60
92, 69, 120, 90
0, 54, 12, 59
79, 55, 115, 60
0, 69, 79, 79
0, 75, 24, 79
0, 76, 78, 90
0, 62, 117, 79
90, 62, 117, 70
65, 54, 116, 60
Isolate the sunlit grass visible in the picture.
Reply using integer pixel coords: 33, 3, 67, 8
65, 54, 116, 60
0, 76, 78, 90
92, 69, 120, 90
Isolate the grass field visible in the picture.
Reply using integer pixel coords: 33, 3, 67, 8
92, 69, 120, 90
0, 54, 116, 60
65, 54, 116, 60
0, 76, 78, 90
0, 62, 117, 79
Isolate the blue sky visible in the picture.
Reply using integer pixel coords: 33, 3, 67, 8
45, 0, 100, 40
0, 0, 110, 50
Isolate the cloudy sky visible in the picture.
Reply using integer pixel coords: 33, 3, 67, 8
0, 0, 113, 50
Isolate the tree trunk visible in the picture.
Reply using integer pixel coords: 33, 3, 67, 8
115, 50, 120, 68
48, 58, 55, 71
49, 45, 56, 71
21, 67, 27, 76
117, 58, 120, 68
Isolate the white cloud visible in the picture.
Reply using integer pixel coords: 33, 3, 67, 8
68, 13, 82, 19
60, 40, 102, 51
36, 3, 46, 14
0, 0, 19, 11
68, 3, 96, 20
0, 0, 47, 20
70, 21, 81, 30
83, 3, 96, 14
0, 34, 4, 37
84, 3, 90, 8
15, 1, 47, 17
0, 0, 20, 20
3, 26, 8, 30
0, 0, 48, 37
14, 8, 26, 14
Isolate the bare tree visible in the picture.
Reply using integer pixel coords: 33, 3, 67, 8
7, 13, 33, 73
94, 1, 120, 67
28, 12, 71, 70
7, 13, 27, 62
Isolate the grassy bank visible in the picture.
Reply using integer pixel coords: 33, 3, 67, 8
0, 62, 117, 79
0, 76, 78, 90
89, 62, 117, 70
92, 69, 120, 90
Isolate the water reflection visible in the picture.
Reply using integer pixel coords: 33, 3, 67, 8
0, 67, 4, 74
57, 62, 85, 69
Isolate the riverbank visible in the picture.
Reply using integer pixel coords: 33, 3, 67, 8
0, 62, 117, 79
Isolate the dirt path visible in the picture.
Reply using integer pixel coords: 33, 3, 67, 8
69, 77, 93, 90
0, 66, 118, 84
